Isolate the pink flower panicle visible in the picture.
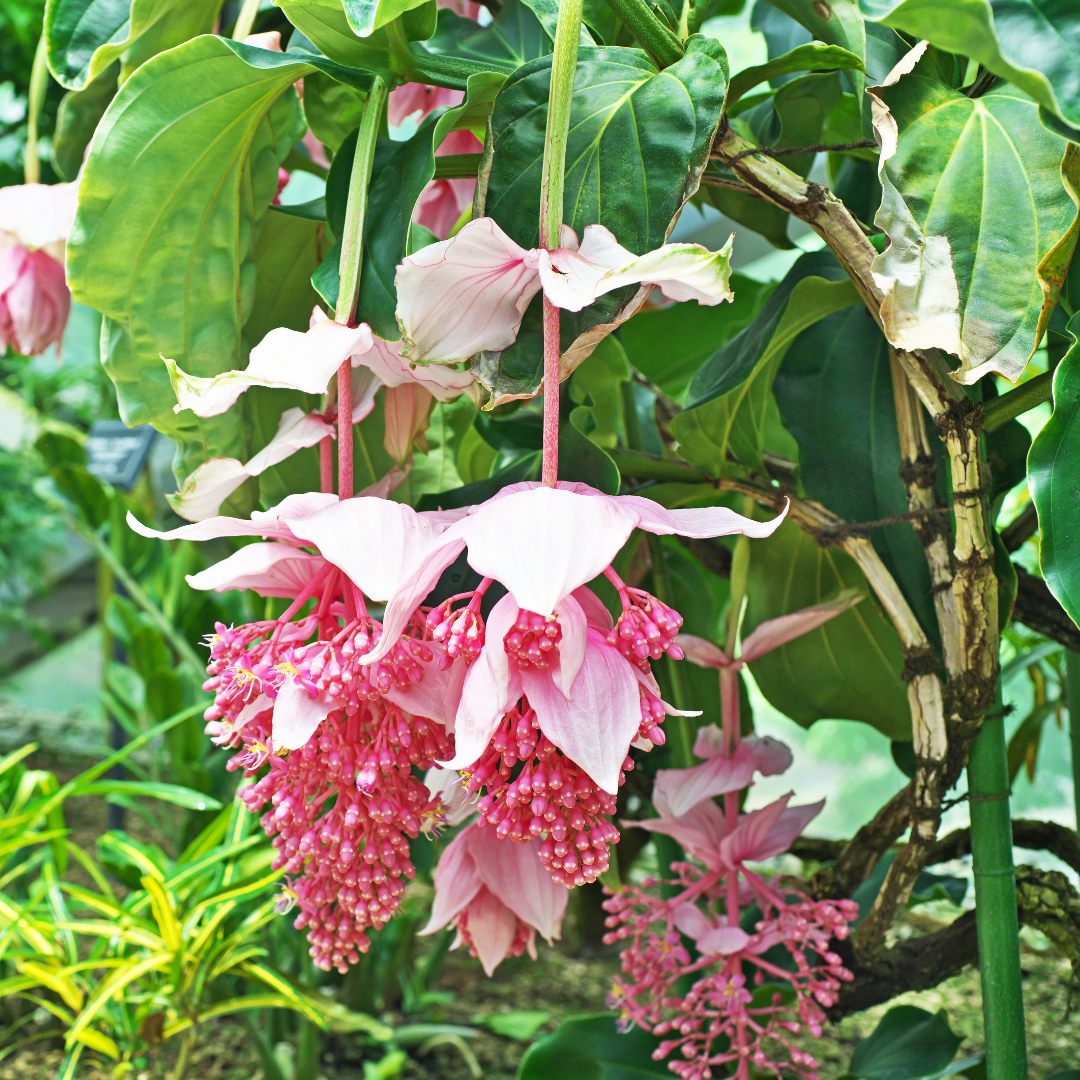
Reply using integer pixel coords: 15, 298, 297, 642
461, 699, 628, 886
424, 589, 487, 665
604, 570, 685, 670
503, 608, 562, 669
602, 865, 859, 1080
198, 571, 455, 972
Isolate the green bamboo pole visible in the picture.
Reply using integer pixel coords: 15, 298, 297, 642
967, 693, 1028, 1080
1067, 651, 1080, 832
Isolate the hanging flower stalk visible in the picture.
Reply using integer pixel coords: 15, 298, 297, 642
602, 569, 867, 1079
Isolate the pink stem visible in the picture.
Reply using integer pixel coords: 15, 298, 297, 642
273, 563, 334, 633
541, 294, 560, 488
337, 360, 353, 499
719, 665, 742, 929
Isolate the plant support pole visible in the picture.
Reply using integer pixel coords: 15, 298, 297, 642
538, 0, 584, 487
334, 76, 388, 499
967, 694, 1027, 1080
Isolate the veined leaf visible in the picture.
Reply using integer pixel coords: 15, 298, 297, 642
68, 38, 364, 481
1029, 312, 1080, 628
762, 0, 867, 69
726, 42, 865, 107
477, 37, 729, 403
772, 302, 941, 645
340, 0, 431, 36
517, 1014, 669, 1079
744, 517, 912, 739
45, 0, 221, 90
870, 47, 1080, 384
53, 65, 118, 181
424, 0, 552, 69
672, 252, 859, 475
860, 0, 1080, 140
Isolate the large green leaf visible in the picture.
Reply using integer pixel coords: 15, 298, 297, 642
52, 64, 118, 181
487, 38, 728, 253
340, 0, 432, 37
424, 0, 552, 69
671, 251, 859, 475
315, 72, 503, 337
726, 41, 865, 107
772, 302, 940, 646
762, 0, 867, 75
244, 209, 325, 507
44, 0, 221, 90
860, 0, 1080, 140
475, 37, 729, 404
870, 48, 1080, 384
279, 0, 513, 85
744, 517, 912, 739
68, 37, 363, 480
618, 274, 777, 401
1029, 311, 1080, 629
517, 1014, 669, 1080
848, 1005, 961, 1080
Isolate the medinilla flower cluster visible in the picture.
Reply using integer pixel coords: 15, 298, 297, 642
601, 594, 865, 1079
131, 482, 782, 967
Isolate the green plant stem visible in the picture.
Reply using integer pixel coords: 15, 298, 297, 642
967, 697, 1028, 1080
1068, 651, 1080, 832
172, 1026, 198, 1080
603, 0, 684, 67
25, 34, 48, 185
334, 76, 388, 499
982, 370, 1053, 433
231, 0, 263, 41
538, 0, 584, 487
63, 512, 205, 679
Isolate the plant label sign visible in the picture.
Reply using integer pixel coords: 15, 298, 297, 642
86, 420, 156, 491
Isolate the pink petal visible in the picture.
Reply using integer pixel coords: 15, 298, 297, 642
743, 734, 793, 777
464, 886, 519, 976
536, 247, 611, 312
166, 320, 374, 417
125, 492, 338, 544
244, 408, 335, 476
672, 903, 712, 941
383, 382, 434, 466
441, 598, 520, 769
0, 182, 78, 251
423, 767, 474, 826
460, 486, 639, 617
243, 30, 282, 49
622, 495, 789, 540
351, 366, 382, 421
739, 587, 866, 663
594, 234, 735, 306
362, 334, 475, 400
692, 723, 726, 759
697, 924, 751, 955
652, 750, 757, 818
395, 217, 541, 365
414, 177, 476, 240
572, 585, 614, 631
675, 634, 731, 671
467, 827, 568, 943
384, 647, 468, 727
630, 799, 728, 869
421, 827, 482, 933
388, 83, 464, 126
358, 464, 410, 499
520, 629, 640, 794
550, 593, 587, 699
361, 532, 469, 664
629, 664, 702, 718
0, 246, 70, 355
720, 794, 824, 866
185, 542, 325, 597
284, 497, 458, 602
272, 679, 336, 750
235, 694, 274, 730
165, 458, 250, 522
